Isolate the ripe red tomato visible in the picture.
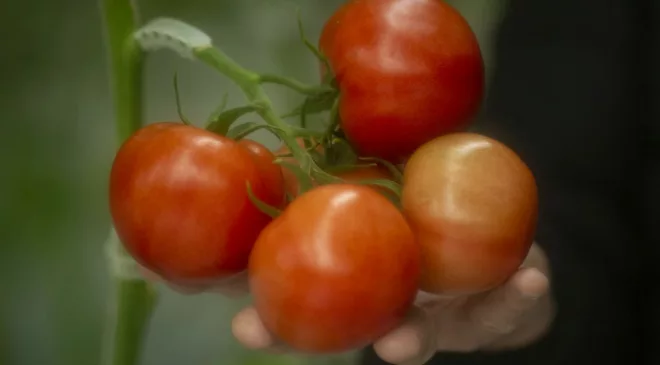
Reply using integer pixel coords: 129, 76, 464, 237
249, 184, 420, 353
109, 123, 284, 286
401, 133, 538, 295
320, 0, 484, 162
238, 139, 286, 208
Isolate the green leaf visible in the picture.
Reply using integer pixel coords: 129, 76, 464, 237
134, 18, 213, 59
296, 8, 333, 84
246, 182, 281, 218
206, 104, 262, 136
282, 90, 338, 119
207, 92, 229, 123
172, 73, 192, 125
325, 138, 357, 166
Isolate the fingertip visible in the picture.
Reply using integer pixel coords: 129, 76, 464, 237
373, 310, 433, 365
513, 268, 549, 299
231, 307, 275, 350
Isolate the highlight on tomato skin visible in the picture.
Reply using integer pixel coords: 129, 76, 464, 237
401, 133, 538, 295
109, 122, 284, 287
248, 184, 420, 353
320, 0, 485, 163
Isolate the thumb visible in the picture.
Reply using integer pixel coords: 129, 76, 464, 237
373, 307, 438, 365
466, 267, 549, 346
231, 306, 290, 353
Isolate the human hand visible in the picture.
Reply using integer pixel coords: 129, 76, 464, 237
138, 243, 553, 365
229, 243, 554, 364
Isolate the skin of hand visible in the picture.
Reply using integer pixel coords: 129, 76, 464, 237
141, 243, 554, 365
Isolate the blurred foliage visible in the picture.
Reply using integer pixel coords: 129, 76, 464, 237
0, 0, 503, 364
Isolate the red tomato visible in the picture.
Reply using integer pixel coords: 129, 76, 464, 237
249, 184, 420, 353
238, 139, 286, 208
109, 123, 284, 286
320, 0, 484, 162
402, 133, 538, 295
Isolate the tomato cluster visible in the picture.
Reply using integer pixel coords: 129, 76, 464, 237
109, 0, 537, 354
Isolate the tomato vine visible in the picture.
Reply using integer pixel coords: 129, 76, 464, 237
132, 17, 403, 199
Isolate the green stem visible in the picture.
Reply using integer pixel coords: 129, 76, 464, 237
258, 74, 332, 96
100, 1, 155, 365
196, 47, 339, 186
102, 0, 143, 141
108, 280, 157, 365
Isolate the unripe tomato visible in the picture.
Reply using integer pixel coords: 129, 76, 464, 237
320, 0, 484, 162
109, 123, 284, 285
402, 133, 538, 295
249, 184, 420, 353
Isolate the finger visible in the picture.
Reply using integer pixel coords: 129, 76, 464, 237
232, 307, 274, 349
373, 307, 438, 365
231, 307, 289, 353
467, 268, 549, 342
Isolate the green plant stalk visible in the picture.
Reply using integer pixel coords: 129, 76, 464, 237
108, 277, 157, 365
195, 47, 340, 185
103, 0, 143, 141
259, 73, 332, 96
100, 1, 156, 365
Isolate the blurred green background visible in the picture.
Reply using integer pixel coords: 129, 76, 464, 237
1, 0, 504, 364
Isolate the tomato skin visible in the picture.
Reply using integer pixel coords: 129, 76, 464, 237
109, 123, 282, 285
320, 0, 484, 162
249, 184, 420, 353
402, 133, 538, 295
238, 139, 286, 208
